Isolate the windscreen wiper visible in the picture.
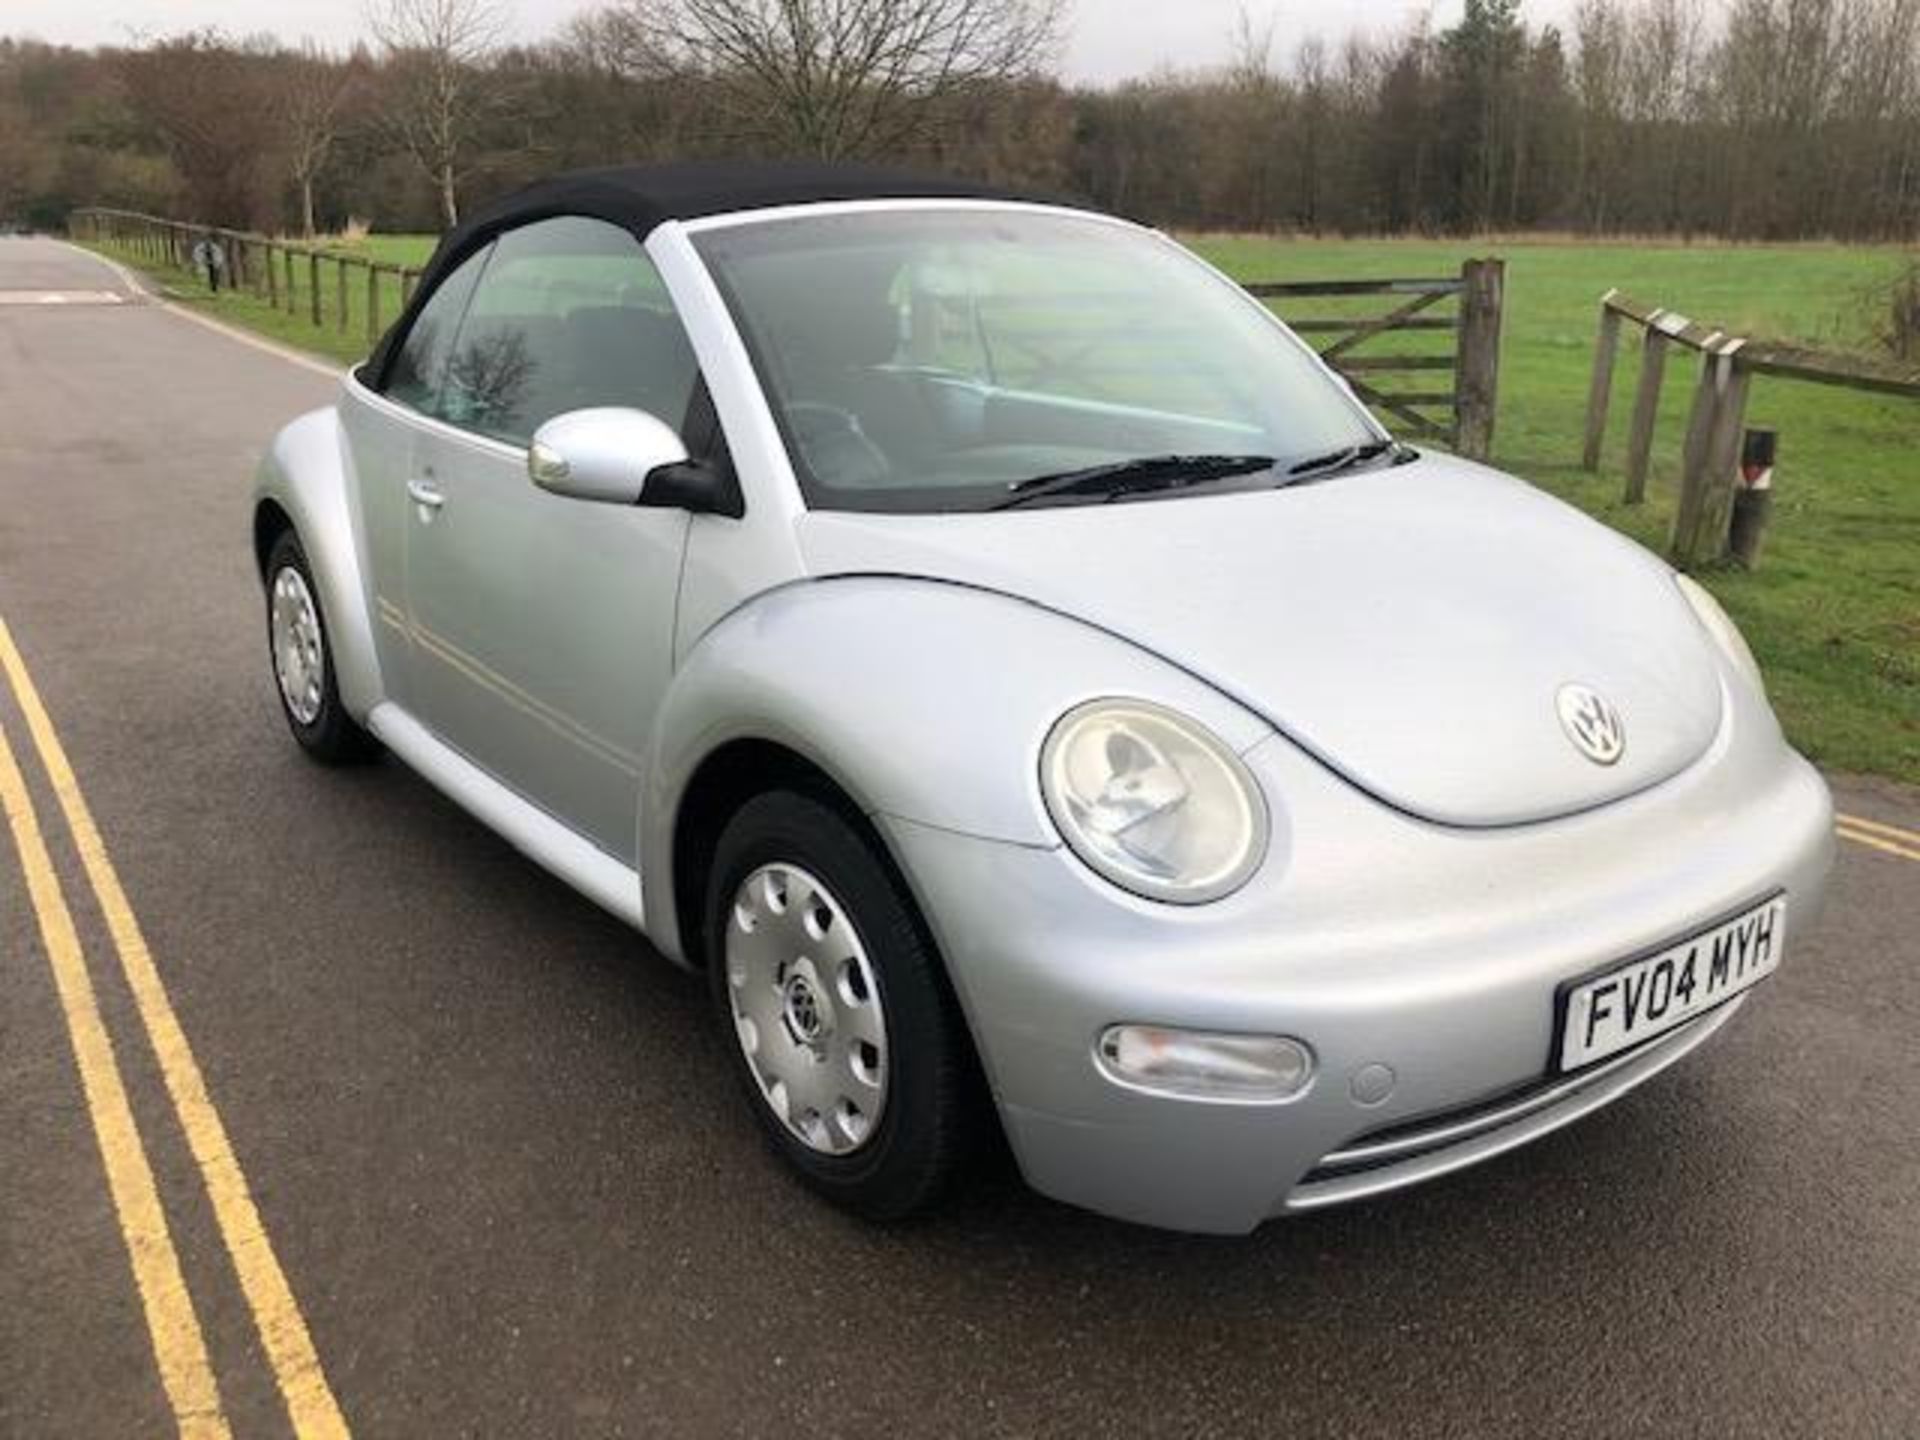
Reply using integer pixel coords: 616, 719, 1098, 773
1279, 438, 1405, 483
993, 453, 1277, 511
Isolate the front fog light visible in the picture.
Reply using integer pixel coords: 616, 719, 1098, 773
1097, 1025, 1314, 1102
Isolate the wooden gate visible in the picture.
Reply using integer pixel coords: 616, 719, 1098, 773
1243, 258, 1505, 460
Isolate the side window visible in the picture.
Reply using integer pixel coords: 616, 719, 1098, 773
384, 243, 492, 415
438, 216, 701, 448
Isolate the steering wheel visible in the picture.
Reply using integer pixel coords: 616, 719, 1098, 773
784, 403, 892, 489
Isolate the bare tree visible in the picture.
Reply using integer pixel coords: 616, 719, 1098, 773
592, 0, 1063, 159
368, 0, 504, 226
563, 2, 679, 79
18, 0, 1920, 243
118, 32, 280, 228
280, 43, 359, 237
1225, 4, 1277, 89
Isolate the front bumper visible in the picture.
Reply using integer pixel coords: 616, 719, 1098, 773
881, 682, 1834, 1234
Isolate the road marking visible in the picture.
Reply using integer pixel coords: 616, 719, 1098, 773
0, 618, 351, 1439
1837, 811, 1920, 848
0, 289, 125, 306
0, 716, 231, 1440
1837, 823, 1920, 864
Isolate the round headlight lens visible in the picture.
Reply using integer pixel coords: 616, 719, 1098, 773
1676, 573, 1764, 694
1041, 700, 1268, 904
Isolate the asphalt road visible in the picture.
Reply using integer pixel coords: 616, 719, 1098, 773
2, 234, 1917, 1439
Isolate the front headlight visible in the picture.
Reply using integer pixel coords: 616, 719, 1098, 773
1676, 573, 1765, 693
1041, 699, 1268, 904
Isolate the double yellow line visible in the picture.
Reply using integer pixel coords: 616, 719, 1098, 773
1836, 811, 1920, 863
0, 618, 349, 1439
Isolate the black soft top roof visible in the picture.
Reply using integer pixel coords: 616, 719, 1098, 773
461, 159, 1063, 240
367, 160, 1078, 386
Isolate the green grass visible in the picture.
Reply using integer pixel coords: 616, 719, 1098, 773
85, 230, 1919, 782
309, 233, 437, 268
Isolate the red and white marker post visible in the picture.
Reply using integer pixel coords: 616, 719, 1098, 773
1728, 426, 1777, 568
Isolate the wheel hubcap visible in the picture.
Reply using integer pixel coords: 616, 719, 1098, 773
725, 863, 888, 1156
269, 566, 325, 726
782, 968, 830, 1044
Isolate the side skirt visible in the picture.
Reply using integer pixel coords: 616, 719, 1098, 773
367, 702, 645, 931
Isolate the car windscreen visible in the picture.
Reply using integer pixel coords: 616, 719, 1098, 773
691, 208, 1378, 514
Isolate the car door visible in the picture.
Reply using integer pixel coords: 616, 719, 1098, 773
339, 241, 492, 711
402, 216, 702, 864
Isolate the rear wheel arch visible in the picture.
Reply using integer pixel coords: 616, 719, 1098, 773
253, 498, 295, 580
251, 412, 384, 721
262, 527, 382, 764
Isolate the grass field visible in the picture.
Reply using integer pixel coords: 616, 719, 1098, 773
83, 230, 1920, 783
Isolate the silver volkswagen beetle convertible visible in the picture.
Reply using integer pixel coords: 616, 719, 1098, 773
253, 162, 1833, 1233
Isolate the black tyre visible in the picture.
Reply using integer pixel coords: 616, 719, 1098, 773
705, 789, 980, 1219
263, 529, 381, 765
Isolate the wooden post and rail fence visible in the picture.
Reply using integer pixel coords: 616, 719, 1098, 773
70, 207, 1506, 463
69, 207, 424, 352
1582, 288, 1920, 566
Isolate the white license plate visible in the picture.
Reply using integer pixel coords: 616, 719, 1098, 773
1556, 896, 1787, 1070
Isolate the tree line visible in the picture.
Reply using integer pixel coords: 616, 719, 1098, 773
2, 0, 1917, 241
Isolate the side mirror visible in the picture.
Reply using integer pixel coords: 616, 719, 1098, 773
528, 407, 690, 506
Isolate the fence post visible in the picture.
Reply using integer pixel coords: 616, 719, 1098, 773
1455, 258, 1504, 460
1623, 328, 1670, 504
1672, 352, 1720, 561
265, 242, 280, 308
307, 252, 321, 327
1672, 346, 1750, 565
1697, 361, 1751, 557
366, 264, 382, 348
337, 258, 350, 333
1582, 293, 1622, 471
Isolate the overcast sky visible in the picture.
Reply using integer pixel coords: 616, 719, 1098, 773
0, 0, 1559, 83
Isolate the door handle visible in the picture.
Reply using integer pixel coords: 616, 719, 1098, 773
406, 477, 446, 511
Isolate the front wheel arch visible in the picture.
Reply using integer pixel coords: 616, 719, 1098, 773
703, 786, 992, 1217
668, 734, 1005, 1148
671, 738, 885, 972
